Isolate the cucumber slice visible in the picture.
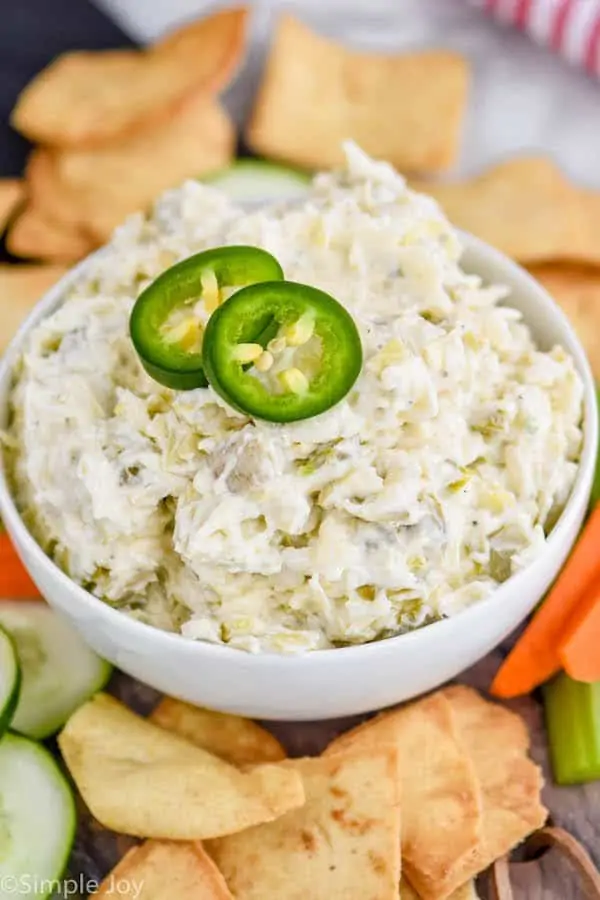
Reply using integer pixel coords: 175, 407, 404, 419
0, 627, 20, 736
205, 160, 311, 203
0, 602, 112, 740
0, 732, 76, 897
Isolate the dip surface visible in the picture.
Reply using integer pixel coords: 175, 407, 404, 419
9, 145, 584, 653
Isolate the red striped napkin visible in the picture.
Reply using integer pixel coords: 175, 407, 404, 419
480, 0, 600, 76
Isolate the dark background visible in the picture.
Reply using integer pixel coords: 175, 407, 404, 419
0, 0, 136, 176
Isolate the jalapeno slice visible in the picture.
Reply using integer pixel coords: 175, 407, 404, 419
129, 246, 284, 390
202, 281, 363, 422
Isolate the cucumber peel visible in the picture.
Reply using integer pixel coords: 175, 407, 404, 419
0, 602, 112, 739
204, 159, 311, 203
0, 732, 76, 897
0, 627, 20, 737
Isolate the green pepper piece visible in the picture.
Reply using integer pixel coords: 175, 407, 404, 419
129, 246, 284, 391
202, 281, 363, 423
543, 672, 600, 784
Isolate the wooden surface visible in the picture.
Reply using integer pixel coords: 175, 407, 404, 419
69, 644, 600, 899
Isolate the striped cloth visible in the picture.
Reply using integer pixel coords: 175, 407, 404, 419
480, 0, 600, 76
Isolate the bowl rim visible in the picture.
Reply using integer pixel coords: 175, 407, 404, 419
0, 230, 596, 667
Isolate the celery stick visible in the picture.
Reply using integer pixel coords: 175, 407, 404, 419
543, 673, 600, 784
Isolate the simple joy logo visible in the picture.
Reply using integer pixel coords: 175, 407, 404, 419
0, 874, 144, 897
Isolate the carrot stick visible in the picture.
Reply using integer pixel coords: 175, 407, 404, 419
491, 502, 600, 698
0, 531, 40, 599
559, 578, 600, 682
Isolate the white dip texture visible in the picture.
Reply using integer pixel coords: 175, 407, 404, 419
8, 145, 584, 653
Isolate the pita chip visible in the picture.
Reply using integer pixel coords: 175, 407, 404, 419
441, 686, 547, 882
401, 880, 480, 900
58, 693, 304, 840
528, 264, 600, 378
0, 179, 23, 230
7, 205, 94, 263
28, 95, 234, 242
150, 697, 286, 766
95, 840, 233, 899
325, 692, 482, 899
247, 15, 468, 172
577, 189, 600, 262
25, 150, 84, 231
11, 8, 248, 147
208, 748, 401, 900
412, 157, 598, 265
0, 265, 66, 352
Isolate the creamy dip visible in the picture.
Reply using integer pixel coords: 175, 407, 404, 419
8, 144, 583, 653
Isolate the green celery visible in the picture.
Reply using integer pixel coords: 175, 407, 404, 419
543, 673, 600, 785
543, 388, 600, 786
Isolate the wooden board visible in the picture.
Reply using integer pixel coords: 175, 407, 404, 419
67, 640, 600, 899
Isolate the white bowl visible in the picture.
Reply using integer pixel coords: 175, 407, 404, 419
0, 232, 596, 720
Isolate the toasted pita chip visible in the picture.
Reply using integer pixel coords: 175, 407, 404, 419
401, 881, 420, 899
58, 694, 304, 840
0, 179, 23, 230
96, 840, 233, 899
578, 189, 600, 259
401, 880, 480, 900
13, 50, 142, 147
529, 264, 600, 378
11, 8, 248, 147
325, 693, 482, 898
441, 686, 547, 884
154, 8, 248, 86
7, 204, 95, 263
150, 698, 286, 766
412, 157, 600, 265
246, 15, 468, 172
28, 95, 234, 242
25, 151, 83, 231
0, 265, 66, 352
208, 748, 401, 900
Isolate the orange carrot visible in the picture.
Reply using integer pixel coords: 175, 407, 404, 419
0, 531, 40, 599
491, 502, 600, 698
559, 578, 600, 682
